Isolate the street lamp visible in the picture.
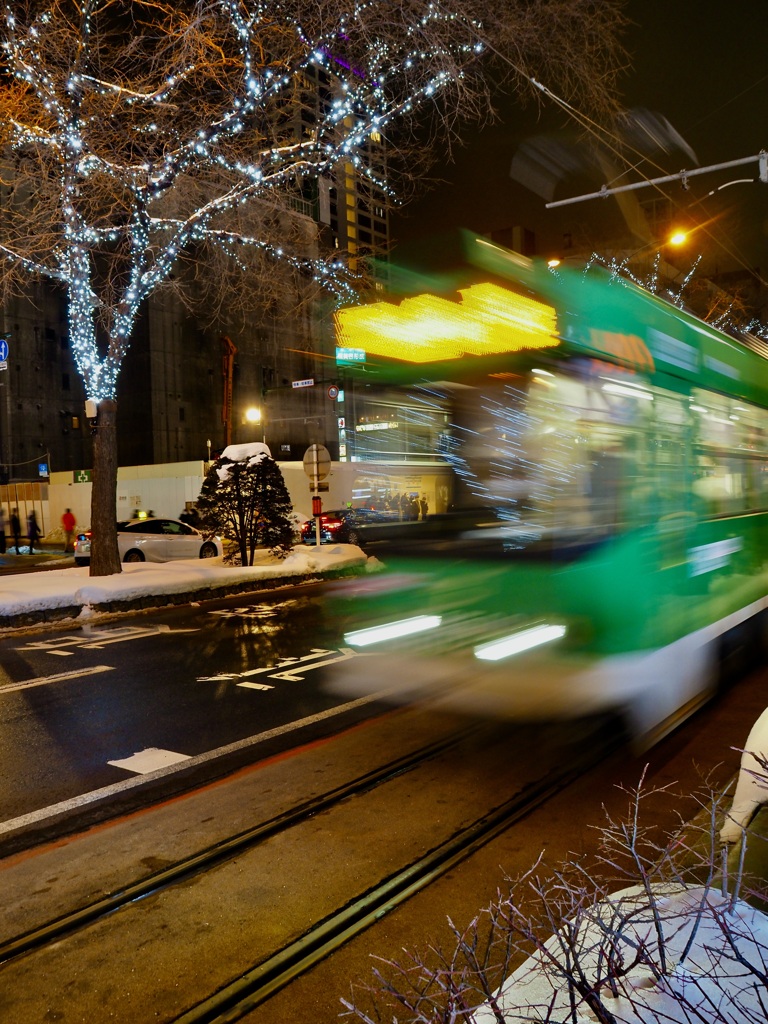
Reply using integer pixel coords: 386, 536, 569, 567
547, 228, 691, 272
244, 405, 265, 444
244, 406, 262, 425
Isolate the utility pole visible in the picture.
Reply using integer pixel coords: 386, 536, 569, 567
545, 151, 768, 208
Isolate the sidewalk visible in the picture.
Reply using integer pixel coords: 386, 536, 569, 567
0, 544, 74, 570
0, 544, 370, 630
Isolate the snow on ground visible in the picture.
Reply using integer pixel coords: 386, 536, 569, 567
0, 545, 369, 618
474, 884, 768, 1024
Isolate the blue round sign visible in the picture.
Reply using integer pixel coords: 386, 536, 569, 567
0, 339, 8, 362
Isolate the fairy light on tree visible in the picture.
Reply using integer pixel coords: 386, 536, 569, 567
0, 0, 626, 575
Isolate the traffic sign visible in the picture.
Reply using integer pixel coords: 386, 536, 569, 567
0, 339, 9, 362
292, 378, 315, 389
302, 444, 331, 483
336, 347, 365, 363
327, 385, 339, 400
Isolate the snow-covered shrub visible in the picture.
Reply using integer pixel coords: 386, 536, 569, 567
195, 442, 294, 565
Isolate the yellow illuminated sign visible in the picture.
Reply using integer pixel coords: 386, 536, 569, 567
334, 282, 559, 363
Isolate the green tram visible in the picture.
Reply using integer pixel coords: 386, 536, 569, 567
328, 233, 768, 743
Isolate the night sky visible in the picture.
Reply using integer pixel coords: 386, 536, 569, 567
390, 0, 768, 279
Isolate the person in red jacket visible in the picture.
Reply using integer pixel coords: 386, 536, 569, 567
62, 508, 76, 553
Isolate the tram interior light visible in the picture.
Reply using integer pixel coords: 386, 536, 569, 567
474, 623, 566, 661
344, 614, 443, 647
602, 382, 654, 401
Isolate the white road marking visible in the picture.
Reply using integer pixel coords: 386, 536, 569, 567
0, 692, 388, 838
269, 648, 356, 681
196, 647, 359, 688
17, 624, 198, 654
108, 748, 192, 774
0, 665, 114, 694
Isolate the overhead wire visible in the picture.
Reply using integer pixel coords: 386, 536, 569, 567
469, 22, 768, 287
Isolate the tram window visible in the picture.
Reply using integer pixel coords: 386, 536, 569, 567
524, 371, 652, 533
693, 451, 768, 515
689, 389, 766, 450
690, 390, 768, 514
647, 392, 691, 521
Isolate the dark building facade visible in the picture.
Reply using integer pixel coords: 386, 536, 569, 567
1, 282, 89, 481
0, 267, 347, 481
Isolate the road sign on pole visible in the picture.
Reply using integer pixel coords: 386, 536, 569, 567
302, 444, 331, 484
303, 444, 331, 545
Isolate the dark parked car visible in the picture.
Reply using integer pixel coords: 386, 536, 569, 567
300, 507, 395, 546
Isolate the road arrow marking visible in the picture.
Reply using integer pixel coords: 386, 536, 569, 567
268, 647, 357, 681
196, 647, 360, 688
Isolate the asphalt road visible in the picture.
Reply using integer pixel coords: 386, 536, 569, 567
0, 584, 388, 848
1, 561, 767, 1021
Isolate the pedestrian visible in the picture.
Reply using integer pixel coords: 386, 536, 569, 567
62, 507, 76, 552
27, 509, 40, 554
420, 494, 429, 520
10, 507, 21, 554
0, 506, 5, 554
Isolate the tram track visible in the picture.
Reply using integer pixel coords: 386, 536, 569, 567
0, 711, 626, 1024
173, 722, 623, 1024
0, 722, 483, 968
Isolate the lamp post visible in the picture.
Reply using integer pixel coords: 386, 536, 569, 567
244, 405, 265, 444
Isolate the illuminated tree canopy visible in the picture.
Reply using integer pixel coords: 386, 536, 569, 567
0, 0, 627, 574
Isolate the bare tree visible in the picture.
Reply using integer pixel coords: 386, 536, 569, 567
0, 0, 627, 575
343, 773, 768, 1024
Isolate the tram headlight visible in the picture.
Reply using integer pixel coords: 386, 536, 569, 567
344, 614, 443, 647
474, 623, 566, 661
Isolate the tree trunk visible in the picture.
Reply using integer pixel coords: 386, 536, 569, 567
89, 398, 122, 576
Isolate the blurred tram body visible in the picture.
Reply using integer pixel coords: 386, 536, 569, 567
327, 233, 768, 744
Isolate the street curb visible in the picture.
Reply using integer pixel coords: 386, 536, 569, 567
0, 564, 368, 633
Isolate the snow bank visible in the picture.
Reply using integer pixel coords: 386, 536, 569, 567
0, 545, 368, 618
474, 884, 768, 1023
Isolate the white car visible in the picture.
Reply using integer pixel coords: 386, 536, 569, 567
74, 517, 223, 565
